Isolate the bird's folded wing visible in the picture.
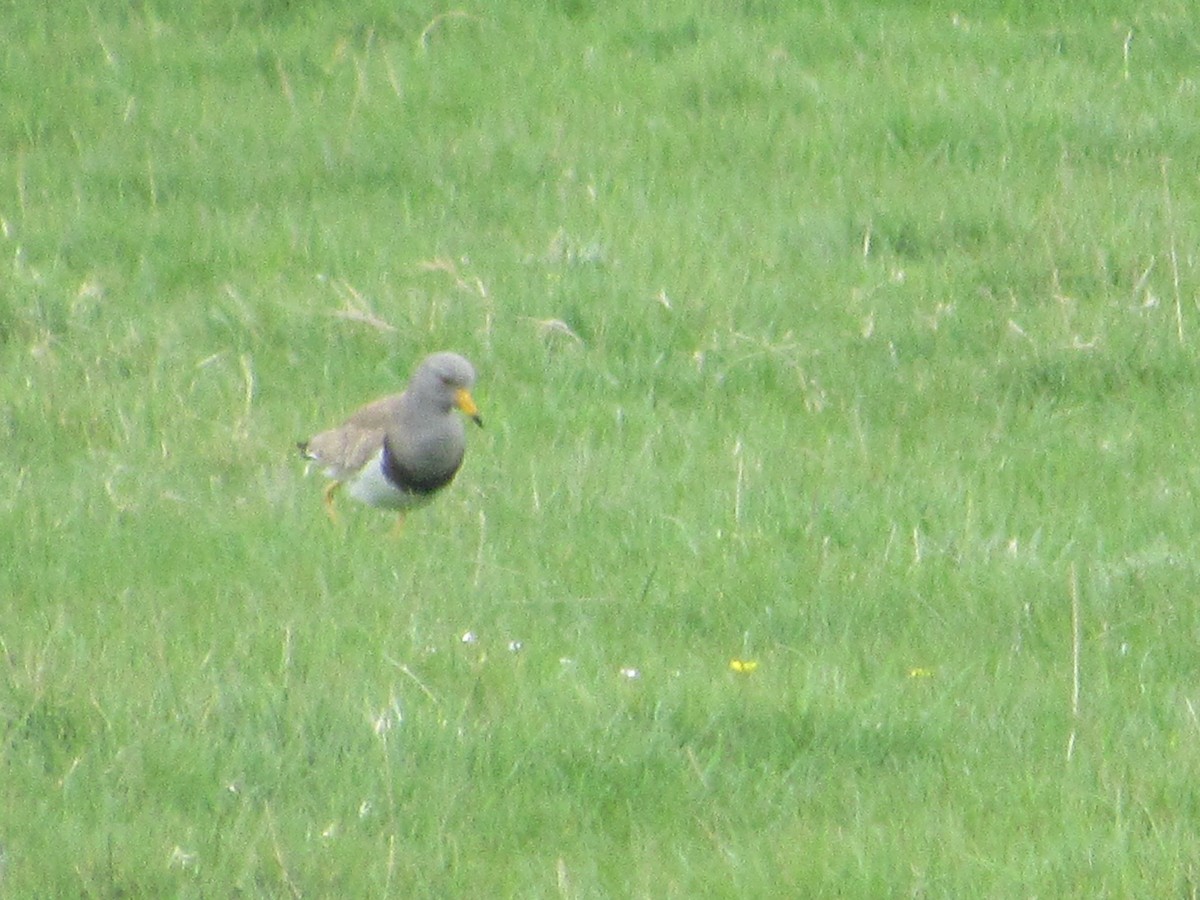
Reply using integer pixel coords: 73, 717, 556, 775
302, 425, 384, 478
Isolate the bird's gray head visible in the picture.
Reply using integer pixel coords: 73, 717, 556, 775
410, 352, 482, 425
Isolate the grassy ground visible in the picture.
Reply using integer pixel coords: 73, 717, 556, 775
4, 0, 1200, 895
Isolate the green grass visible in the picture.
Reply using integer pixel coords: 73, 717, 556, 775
4, 0, 1200, 895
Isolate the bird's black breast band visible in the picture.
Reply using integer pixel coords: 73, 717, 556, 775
381, 441, 460, 495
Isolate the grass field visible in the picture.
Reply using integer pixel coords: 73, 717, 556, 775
4, 0, 1200, 895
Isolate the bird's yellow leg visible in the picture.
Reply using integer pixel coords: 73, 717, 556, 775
322, 481, 343, 524
390, 512, 408, 538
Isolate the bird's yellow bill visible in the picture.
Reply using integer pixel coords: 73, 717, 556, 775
455, 387, 483, 426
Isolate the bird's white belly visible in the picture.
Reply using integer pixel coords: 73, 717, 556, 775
347, 450, 431, 511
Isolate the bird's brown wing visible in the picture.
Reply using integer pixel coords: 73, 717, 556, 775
301, 393, 406, 479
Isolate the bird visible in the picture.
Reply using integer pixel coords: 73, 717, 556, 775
298, 351, 482, 525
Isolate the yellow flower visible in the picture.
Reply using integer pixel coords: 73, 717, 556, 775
729, 659, 759, 674
907, 667, 934, 679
